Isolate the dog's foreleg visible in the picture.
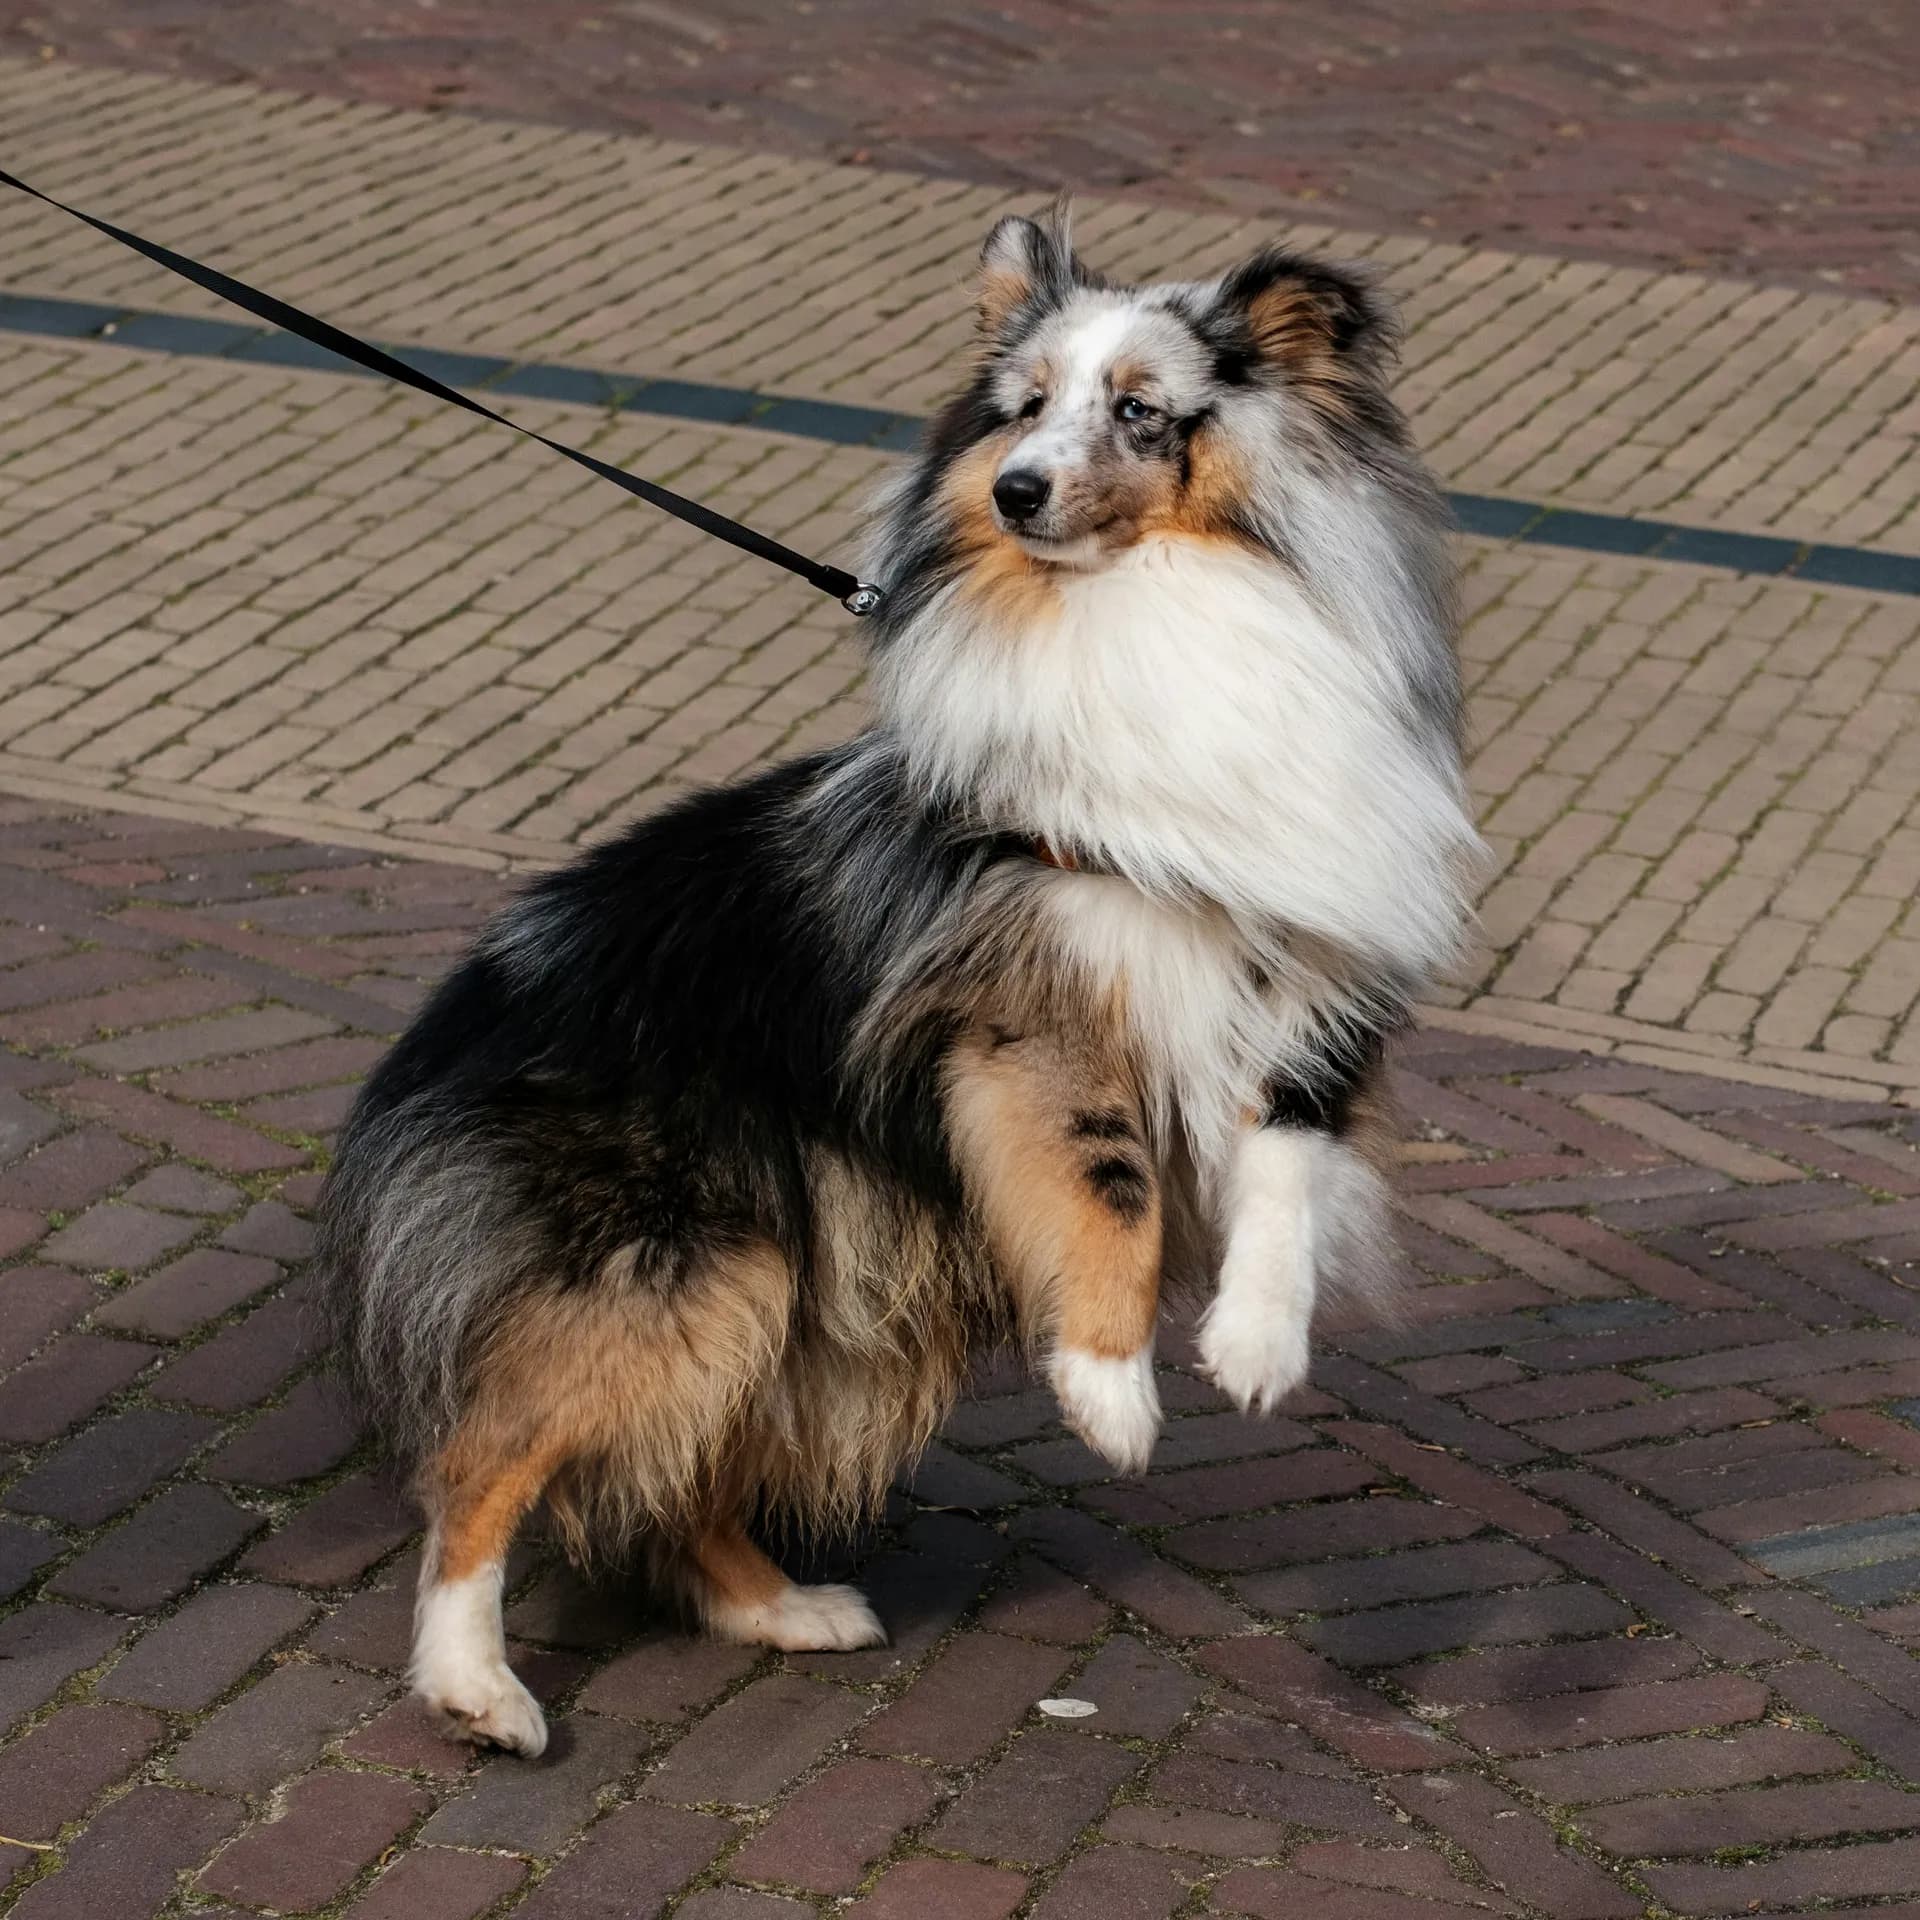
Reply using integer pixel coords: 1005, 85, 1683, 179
1197, 1123, 1324, 1414
1198, 1037, 1393, 1416
946, 1028, 1164, 1473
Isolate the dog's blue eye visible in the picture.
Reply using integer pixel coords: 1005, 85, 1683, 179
1019, 392, 1045, 420
1116, 395, 1154, 423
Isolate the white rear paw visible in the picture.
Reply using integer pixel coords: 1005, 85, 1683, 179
1196, 1292, 1311, 1416
715, 1581, 887, 1652
1052, 1346, 1161, 1474
415, 1661, 549, 1756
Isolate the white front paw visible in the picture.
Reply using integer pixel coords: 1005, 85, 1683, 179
1052, 1346, 1161, 1474
414, 1659, 549, 1756
1196, 1290, 1312, 1416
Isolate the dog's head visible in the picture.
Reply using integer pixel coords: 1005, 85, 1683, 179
925, 207, 1406, 569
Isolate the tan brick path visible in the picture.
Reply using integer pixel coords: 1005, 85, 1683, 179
6, 61, 1919, 554
3, 60, 1920, 1095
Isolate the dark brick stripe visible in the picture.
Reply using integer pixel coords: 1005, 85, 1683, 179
6, 288, 1917, 596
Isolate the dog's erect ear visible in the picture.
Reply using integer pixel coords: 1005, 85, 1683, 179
1213, 247, 1396, 375
976, 207, 1079, 336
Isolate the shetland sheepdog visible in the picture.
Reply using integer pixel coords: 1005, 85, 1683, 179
316, 209, 1483, 1755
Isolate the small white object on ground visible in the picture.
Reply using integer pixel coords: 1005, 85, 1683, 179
1038, 1697, 1099, 1718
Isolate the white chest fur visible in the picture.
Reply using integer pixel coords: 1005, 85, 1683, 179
878, 534, 1480, 995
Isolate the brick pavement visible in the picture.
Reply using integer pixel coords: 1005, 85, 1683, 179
8, 798, 1920, 1915
4, 60, 1920, 1088
2, 1, 1918, 301
7, 61, 1919, 554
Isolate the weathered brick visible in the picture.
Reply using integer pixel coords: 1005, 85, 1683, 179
342, 1848, 527, 1920
205, 1375, 361, 1485
578, 1631, 761, 1722
423, 1711, 649, 1850
148, 1286, 322, 1409
1198, 1638, 1451, 1772
199, 1769, 428, 1912
1031, 1845, 1189, 1919
516, 1801, 730, 1919
0, 1520, 57, 1599
849, 1858, 1027, 1918
94, 1247, 278, 1337
1238, 1539, 1556, 1617
40, 1202, 197, 1272
101, 1582, 318, 1712
647, 1671, 868, 1806
1087, 1446, 1377, 1526
1456, 1671, 1772, 1754
732, 1756, 942, 1893
0, 1332, 157, 1443
678, 1893, 814, 1920
0, 1267, 96, 1369
1009, 1508, 1250, 1639
1389, 1772, 1640, 1918
934, 1728, 1142, 1865
862, 1632, 1069, 1766
0, 1702, 166, 1842
51, 1482, 260, 1610
1587, 1776, 1920, 1857
1646, 1836, 1920, 1914
11, 1785, 243, 1920
1069, 1633, 1199, 1738
1507, 1723, 1853, 1806
241, 1472, 416, 1587
1171, 1494, 1484, 1574
975, 1555, 1110, 1643
171, 1662, 389, 1794
0, 1603, 127, 1733
1214, 1867, 1490, 1918
4, 1406, 217, 1526
1302, 1582, 1634, 1667
1396, 1631, 1700, 1708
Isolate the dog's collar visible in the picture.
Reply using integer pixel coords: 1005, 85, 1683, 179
1030, 835, 1079, 872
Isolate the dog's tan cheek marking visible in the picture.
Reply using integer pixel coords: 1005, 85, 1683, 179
1142, 419, 1249, 545
939, 437, 1060, 625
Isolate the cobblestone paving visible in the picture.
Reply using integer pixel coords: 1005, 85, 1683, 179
7, 61, 1919, 555
3, 72, 1920, 1067
2, 1, 1917, 300
8, 799, 1920, 1915
4, 332, 1920, 1091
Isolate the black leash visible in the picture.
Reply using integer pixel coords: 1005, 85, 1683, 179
0, 166, 885, 617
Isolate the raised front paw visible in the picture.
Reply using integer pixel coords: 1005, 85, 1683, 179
1051, 1346, 1161, 1475
1195, 1289, 1312, 1417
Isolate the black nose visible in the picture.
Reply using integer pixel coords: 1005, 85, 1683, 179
992, 469, 1051, 522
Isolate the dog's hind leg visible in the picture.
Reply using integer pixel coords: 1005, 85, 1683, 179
412, 1429, 565, 1756
409, 1238, 795, 1749
945, 1026, 1164, 1473
663, 1514, 885, 1652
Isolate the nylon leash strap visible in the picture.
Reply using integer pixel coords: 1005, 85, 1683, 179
0, 166, 886, 617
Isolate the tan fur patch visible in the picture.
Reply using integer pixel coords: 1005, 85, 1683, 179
421, 1238, 792, 1564
1245, 279, 1365, 423
938, 438, 1062, 625
977, 264, 1034, 339
1139, 419, 1249, 544
944, 1024, 1162, 1361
